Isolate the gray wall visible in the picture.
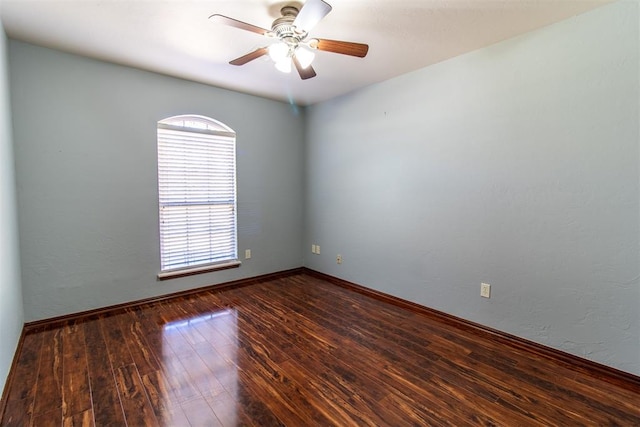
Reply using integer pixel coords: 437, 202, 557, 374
10, 41, 305, 321
0, 22, 24, 394
304, 1, 639, 375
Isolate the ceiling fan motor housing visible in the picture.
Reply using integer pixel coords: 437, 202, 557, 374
272, 6, 307, 46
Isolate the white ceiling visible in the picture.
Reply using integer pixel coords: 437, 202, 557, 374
0, 0, 614, 106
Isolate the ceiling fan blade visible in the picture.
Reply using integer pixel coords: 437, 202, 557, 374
293, 54, 317, 80
312, 38, 369, 58
229, 47, 269, 66
209, 14, 271, 36
293, 0, 332, 33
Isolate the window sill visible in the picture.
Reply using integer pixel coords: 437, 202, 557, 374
157, 260, 241, 280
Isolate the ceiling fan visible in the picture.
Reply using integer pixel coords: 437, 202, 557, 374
209, 0, 369, 80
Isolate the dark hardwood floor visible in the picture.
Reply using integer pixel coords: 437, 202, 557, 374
1, 273, 639, 426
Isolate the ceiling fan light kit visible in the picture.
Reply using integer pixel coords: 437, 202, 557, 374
275, 57, 292, 73
210, 0, 369, 80
295, 47, 315, 69
268, 43, 289, 62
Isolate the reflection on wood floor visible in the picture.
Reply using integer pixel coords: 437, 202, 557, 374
2, 273, 639, 426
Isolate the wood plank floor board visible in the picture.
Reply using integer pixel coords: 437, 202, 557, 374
265, 280, 448, 365
30, 408, 62, 427
236, 348, 331, 426
82, 319, 127, 426
60, 322, 91, 419
2, 273, 639, 426
377, 392, 452, 427
234, 282, 501, 425
476, 350, 637, 425
306, 277, 516, 360
462, 350, 628, 425
438, 353, 589, 425
122, 305, 207, 409
302, 278, 636, 425
257, 280, 503, 409
2, 398, 33, 426
113, 364, 159, 426
236, 287, 440, 422
180, 395, 223, 427
156, 303, 198, 358
265, 283, 548, 424
246, 290, 339, 354
120, 306, 194, 406
278, 359, 389, 427
235, 283, 432, 401
114, 312, 161, 377
176, 350, 228, 400
222, 377, 283, 427
284, 276, 629, 424
7, 332, 43, 404
32, 329, 63, 417
292, 278, 488, 359
140, 370, 191, 426
235, 280, 640, 421
159, 353, 202, 405
204, 390, 258, 427
187, 301, 319, 426
206, 290, 444, 425
3, 331, 44, 425
99, 314, 134, 371
226, 302, 381, 426
62, 408, 94, 427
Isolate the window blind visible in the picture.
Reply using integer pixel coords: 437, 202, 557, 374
157, 118, 237, 272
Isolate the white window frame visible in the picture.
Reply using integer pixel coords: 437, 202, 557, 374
156, 115, 239, 279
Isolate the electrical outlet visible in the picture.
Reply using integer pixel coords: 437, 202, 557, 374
481, 283, 491, 298
245, 249, 251, 259
336, 254, 342, 264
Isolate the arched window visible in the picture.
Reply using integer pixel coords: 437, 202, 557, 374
156, 115, 238, 278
